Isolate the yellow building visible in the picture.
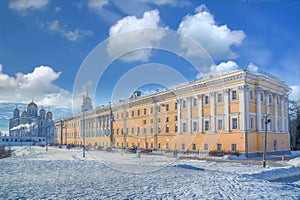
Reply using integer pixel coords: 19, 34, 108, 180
54, 69, 291, 155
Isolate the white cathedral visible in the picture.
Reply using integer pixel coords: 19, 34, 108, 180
8, 101, 54, 144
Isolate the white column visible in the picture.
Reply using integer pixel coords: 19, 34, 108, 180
177, 99, 181, 134
266, 90, 270, 131
256, 88, 262, 132
274, 93, 278, 132
210, 91, 215, 133
285, 96, 289, 133
281, 95, 285, 132
224, 89, 229, 133
239, 85, 247, 132
198, 94, 203, 133
187, 97, 192, 134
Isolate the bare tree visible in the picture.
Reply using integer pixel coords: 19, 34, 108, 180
289, 100, 300, 150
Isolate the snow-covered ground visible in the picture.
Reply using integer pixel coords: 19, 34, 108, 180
0, 146, 300, 199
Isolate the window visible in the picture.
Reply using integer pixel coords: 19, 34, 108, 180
158, 118, 161, 123
261, 119, 264, 130
231, 90, 237, 100
193, 121, 198, 132
166, 104, 169, 111
261, 92, 264, 102
250, 117, 254, 129
126, 128, 128, 134
217, 119, 223, 130
217, 93, 222, 103
193, 98, 197, 106
269, 119, 272, 130
204, 95, 209, 104
150, 127, 153, 134
137, 127, 140, 134
166, 125, 169, 133
182, 122, 187, 132
144, 108, 147, 115
274, 140, 277, 150
131, 110, 134, 117
182, 100, 186, 108
232, 118, 238, 129
231, 144, 237, 151
143, 127, 146, 134
117, 129, 119, 135
137, 110, 140, 116
150, 119, 153, 123
277, 96, 280, 105
157, 106, 161, 112
150, 107, 153, 114
204, 143, 208, 151
174, 124, 178, 132
204, 120, 209, 131
250, 90, 254, 100
181, 144, 185, 150
126, 112, 128, 117
175, 102, 178, 110
166, 117, 169, 122
143, 119, 147, 124
166, 143, 169, 150
132, 127, 134, 134
158, 126, 161, 133
269, 94, 272, 104
158, 143, 161, 149
217, 144, 222, 151
192, 143, 196, 150
174, 116, 178, 121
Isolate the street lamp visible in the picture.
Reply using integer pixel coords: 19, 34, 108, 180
263, 114, 271, 168
83, 111, 86, 158
109, 102, 114, 147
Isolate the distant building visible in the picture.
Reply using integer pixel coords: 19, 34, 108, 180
8, 101, 54, 144
81, 91, 93, 112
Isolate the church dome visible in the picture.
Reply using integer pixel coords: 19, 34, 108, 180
46, 111, 53, 120
28, 101, 38, 108
21, 110, 28, 117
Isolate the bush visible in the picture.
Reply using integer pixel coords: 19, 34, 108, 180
0, 146, 12, 159
208, 150, 240, 157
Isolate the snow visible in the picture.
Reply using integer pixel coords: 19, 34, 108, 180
0, 147, 300, 199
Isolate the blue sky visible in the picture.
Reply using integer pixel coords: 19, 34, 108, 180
0, 0, 299, 134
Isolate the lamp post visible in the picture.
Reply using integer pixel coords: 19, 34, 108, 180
45, 125, 48, 152
83, 111, 86, 158
109, 102, 114, 147
263, 114, 271, 168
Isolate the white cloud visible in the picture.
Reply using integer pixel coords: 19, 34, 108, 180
88, 0, 108, 12
108, 9, 164, 62
137, 0, 189, 6
247, 63, 259, 73
47, 20, 93, 41
9, 0, 49, 12
290, 85, 300, 101
0, 64, 72, 108
197, 60, 239, 79
177, 4, 246, 59
54, 6, 61, 12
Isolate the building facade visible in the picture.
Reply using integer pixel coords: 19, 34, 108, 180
8, 101, 54, 144
54, 70, 291, 154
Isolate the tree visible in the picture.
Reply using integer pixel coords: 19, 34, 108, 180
289, 100, 300, 150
